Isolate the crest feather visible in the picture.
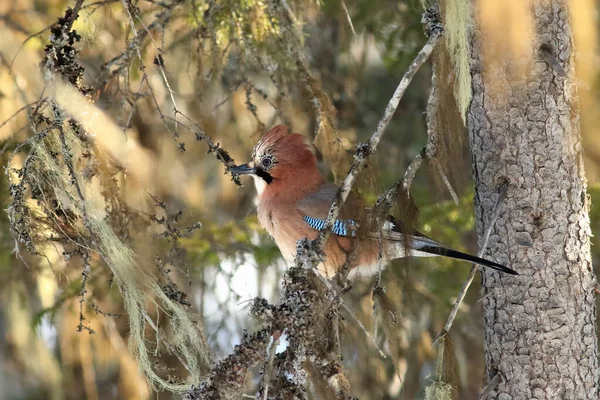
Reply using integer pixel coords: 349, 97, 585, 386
254, 125, 290, 155
254, 125, 313, 162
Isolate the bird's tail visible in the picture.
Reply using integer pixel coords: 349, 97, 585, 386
415, 244, 518, 275
372, 229, 518, 275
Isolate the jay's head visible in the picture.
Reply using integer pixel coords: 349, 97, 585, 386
231, 125, 321, 196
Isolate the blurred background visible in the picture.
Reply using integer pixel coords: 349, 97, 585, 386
0, 0, 599, 399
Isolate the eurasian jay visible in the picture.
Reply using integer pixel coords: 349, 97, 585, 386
232, 125, 517, 279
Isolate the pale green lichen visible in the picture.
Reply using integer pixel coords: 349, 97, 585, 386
29, 127, 209, 393
425, 381, 454, 400
424, 337, 453, 400
443, 0, 473, 123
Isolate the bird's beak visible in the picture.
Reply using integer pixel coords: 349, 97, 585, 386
230, 162, 257, 175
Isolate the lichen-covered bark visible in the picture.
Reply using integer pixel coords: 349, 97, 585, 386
468, 1, 599, 399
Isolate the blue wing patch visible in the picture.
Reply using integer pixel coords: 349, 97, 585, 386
303, 216, 356, 237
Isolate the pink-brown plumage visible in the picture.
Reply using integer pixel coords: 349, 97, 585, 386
231, 125, 518, 278
251, 126, 361, 276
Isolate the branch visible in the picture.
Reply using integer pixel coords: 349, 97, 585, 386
63, 0, 86, 32
121, 0, 180, 134
478, 372, 502, 399
103, 0, 242, 186
185, 329, 272, 399
312, 10, 443, 253
434, 181, 508, 344
164, 114, 243, 186
340, 1, 356, 39
259, 335, 280, 400
342, 302, 386, 358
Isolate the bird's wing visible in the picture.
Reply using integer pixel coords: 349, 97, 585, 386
297, 183, 361, 237
297, 184, 424, 238
302, 215, 357, 236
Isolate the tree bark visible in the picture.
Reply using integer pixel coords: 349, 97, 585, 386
468, 1, 599, 398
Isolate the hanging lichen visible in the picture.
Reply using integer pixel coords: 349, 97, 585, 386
441, 0, 473, 123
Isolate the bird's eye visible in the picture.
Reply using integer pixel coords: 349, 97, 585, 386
261, 156, 273, 168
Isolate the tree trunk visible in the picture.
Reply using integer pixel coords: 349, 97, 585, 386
468, 1, 599, 398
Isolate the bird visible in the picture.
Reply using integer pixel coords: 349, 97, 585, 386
231, 125, 517, 279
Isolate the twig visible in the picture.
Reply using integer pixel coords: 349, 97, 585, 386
261, 335, 280, 400
163, 114, 242, 185
340, 0, 356, 38
375, 233, 384, 288
82, 0, 120, 11
372, 233, 384, 339
98, 0, 183, 80
8, 23, 55, 69
434, 182, 509, 344
56, 125, 97, 245
12, 239, 31, 269
341, 303, 386, 358
132, 10, 180, 133
77, 256, 95, 334
0, 101, 40, 131
432, 159, 459, 205
120, 1, 164, 126
478, 372, 502, 399
122, 77, 144, 136
64, 0, 86, 32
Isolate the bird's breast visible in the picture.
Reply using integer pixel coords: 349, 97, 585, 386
258, 209, 275, 237
257, 204, 316, 264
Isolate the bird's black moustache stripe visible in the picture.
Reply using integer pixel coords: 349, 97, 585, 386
256, 168, 273, 184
